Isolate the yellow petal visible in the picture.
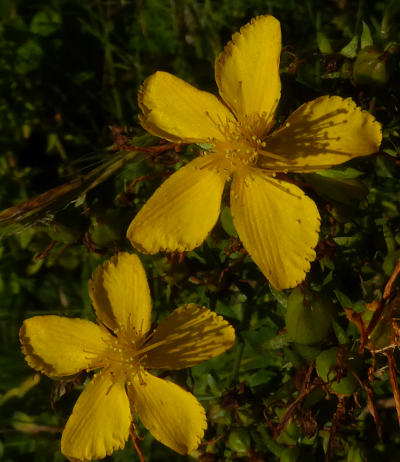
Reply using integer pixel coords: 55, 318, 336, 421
139, 71, 235, 143
128, 371, 206, 455
260, 95, 382, 172
89, 252, 152, 337
143, 304, 235, 370
215, 15, 281, 133
230, 169, 320, 290
127, 155, 227, 254
19, 316, 110, 377
61, 372, 131, 461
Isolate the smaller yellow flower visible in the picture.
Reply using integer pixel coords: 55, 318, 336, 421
19, 252, 235, 461
127, 15, 382, 290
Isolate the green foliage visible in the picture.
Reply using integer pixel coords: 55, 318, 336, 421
1, 0, 400, 461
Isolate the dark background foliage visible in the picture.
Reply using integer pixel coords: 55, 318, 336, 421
1, 0, 400, 460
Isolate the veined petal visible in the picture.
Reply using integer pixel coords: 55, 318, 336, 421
261, 95, 382, 172
19, 316, 110, 377
61, 372, 131, 461
128, 371, 206, 455
230, 169, 320, 290
127, 155, 227, 254
89, 253, 152, 338
139, 71, 235, 143
215, 15, 281, 134
143, 304, 235, 370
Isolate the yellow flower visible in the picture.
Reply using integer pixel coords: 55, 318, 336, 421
127, 15, 382, 290
19, 252, 235, 460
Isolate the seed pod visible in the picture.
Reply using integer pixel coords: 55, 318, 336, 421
353, 46, 389, 88
285, 287, 334, 345
315, 347, 359, 395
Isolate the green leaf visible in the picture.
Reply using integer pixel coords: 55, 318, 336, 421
360, 21, 373, 49
228, 428, 251, 454
15, 40, 43, 74
220, 206, 238, 237
334, 289, 352, 309
340, 35, 359, 58
316, 167, 364, 180
306, 173, 368, 206
0, 0, 13, 17
333, 236, 361, 247
30, 8, 62, 37
316, 31, 333, 54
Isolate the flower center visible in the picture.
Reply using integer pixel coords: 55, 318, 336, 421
90, 327, 170, 385
104, 329, 145, 383
206, 111, 281, 175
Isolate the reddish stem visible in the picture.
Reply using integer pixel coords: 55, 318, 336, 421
130, 427, 145, 462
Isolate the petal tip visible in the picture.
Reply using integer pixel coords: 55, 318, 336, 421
19, 319, 56, 376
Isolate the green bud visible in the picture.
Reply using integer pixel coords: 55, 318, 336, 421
285, 287, 334, 345
353, 46, 389, 88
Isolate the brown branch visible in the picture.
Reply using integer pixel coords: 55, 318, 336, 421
386, 351, 400, 429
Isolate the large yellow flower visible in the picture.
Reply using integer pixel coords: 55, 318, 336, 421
127, 15, 382, 290
19, 252, 235, 460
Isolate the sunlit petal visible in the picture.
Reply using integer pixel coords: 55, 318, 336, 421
19, 316, 110, 377
127, 155, 227, 254
230, 169, 320, 289
143, 304, 235, 369
128, 371, 206, 455
61, 372, 131, 461
139, 71, 235, 143
89, 253, 152, 338
215, 15, 281, 134
260, 95, 382, 172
